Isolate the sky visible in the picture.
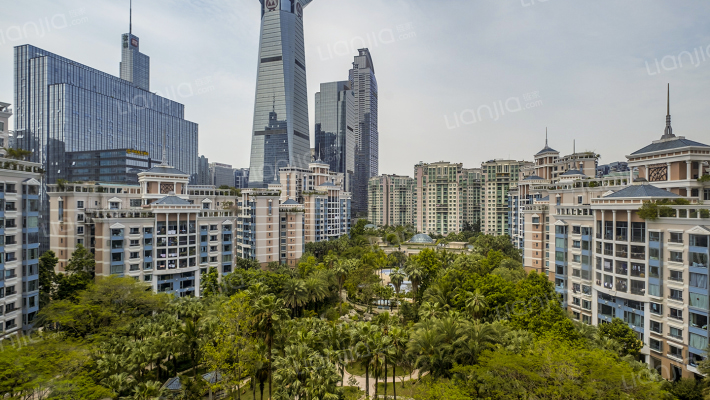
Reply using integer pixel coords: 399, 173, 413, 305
1, 0, 710, 176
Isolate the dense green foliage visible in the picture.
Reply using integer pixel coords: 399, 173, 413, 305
3, 234, 687, 399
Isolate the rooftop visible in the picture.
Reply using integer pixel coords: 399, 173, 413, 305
153, 195, 192, 205
604, 183, 680, 199
630, 136, 710, 156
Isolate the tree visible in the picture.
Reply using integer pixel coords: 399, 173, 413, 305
597, 318, 643, 357
458, 289, 488, 320
200, 266, 220, 297
253, 294, 289, 399
202, 293, 258, 400
389, 268, 406, 296
3, 147, 32, 160
404, 260, 424, 297
38, 250, 58, 307
54, 244, 96, 302
281, 278, 308, 315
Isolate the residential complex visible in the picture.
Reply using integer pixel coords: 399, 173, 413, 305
0, 160, 44, 339
314, 81, 356, 192
520, 95, 710, 381
350, 49, 379, 215
247, 0, 314, 188
481, 159, 530, 236
367, 174, 416, 227
48, 158, 236, 297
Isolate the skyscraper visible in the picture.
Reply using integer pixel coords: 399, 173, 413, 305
119, 3, 150, 91
350, 48, 378, 214
248, 0, 314, 188
314, 81, 355, 192
14, 20, 198, 249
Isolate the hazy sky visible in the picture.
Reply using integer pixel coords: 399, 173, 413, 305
2, 0, 710, 176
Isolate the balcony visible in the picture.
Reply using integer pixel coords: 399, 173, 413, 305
630, 252, 645, 260
616, 250, 628, 258
669, 313, 683, 321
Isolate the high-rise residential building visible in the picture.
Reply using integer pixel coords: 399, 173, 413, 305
480, 159, 531, 236
65, 149, 157, 184
0, 160, 44, 339
521, 89, 710, 381
314, 81, 356, 192
0, 102, 11, 156
413, 161, 481, 236
247, 0, 314, 188
210, 162, 235, 188
48, 159, 237, 297
350, 48, 378, 215
234, 168, 250, 189
368, 174, 416, 228
14, 41, 198, 250
197, 155, 211, 186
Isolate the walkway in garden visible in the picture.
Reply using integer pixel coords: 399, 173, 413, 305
342, 368, 425, 399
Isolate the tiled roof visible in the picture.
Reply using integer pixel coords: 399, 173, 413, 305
535, 145, 558, 156
561, 169, 584, 176
631, 137, 709, 155
162, 377, 182, 391
144, 165, 189, 175
604, 184, 680, 198
523, 175, 545, 180
282, 199, 300, 205
154, 196, 191, 205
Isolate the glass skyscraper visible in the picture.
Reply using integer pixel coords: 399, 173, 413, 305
314, 81, 355, 192
248, 0, 314, 188
350, 48, 378, 214
13, 41, 198, 248
120, 32, 150, 91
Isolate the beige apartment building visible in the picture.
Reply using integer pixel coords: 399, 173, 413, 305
49, 160, 238, 297
481, 159, 531, 236
367, 174, 416, 227
413, 161, 481, 236
521, 96, 710, 381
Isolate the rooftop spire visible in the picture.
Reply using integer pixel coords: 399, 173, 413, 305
662, 83, 675, 139
160, 130, 168, 166
129, 0, 132, 36
545, 127, 548, 147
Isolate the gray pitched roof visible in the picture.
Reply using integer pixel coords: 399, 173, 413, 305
154, 196, 191, 205
535, 145, 558, 156
539, 196, 550, 201
162, 377, 182, 391
631, 137, 709, 155
561, 169, 584, 176
604, 184, 680, 198
523, 175, 545, 181
282, 199, 300, 205
319, 182, 336, 186
144, 165, 189, 175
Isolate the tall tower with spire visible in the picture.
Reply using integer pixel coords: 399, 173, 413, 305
248, 0, 315, 188
120, 0, 150, 90
662, 83, 674, 140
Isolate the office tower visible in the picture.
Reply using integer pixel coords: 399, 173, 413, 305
14, 42, 198, 249
368, 175, 416, 227
521, 88, 710, 381
197, 155, 211, 186
48, 160, 238, 297
234, 168, 250, 189
480, 159, 531, 236
248, 0, 315, 188
350, 49, 378, 214
0, 160, 43, 339
65, 149, 156, 183
413, 162, 481, 236
314, 81, 356, 192
210, 162, 235, 188
119, 5, 150, 91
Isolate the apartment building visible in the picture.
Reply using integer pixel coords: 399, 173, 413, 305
481, 159, 531, 236
0, 159, 43, 339
413, 161, 481, 236
48, 160, 238, 297
521, 95, 710, 381
0, 102, 10, 155
367, 174, 416, 227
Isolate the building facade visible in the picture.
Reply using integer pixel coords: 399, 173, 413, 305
367, 174, 416, 228
48, 161, 237, 297
521, 95, 710, 381
119, 31, 150, 91
314, 81, 356, 192
0, 102, 10, 155
66, 149, 156, 184
0, 160, 44, 339
350, 49, 378, 215
247, 0, 314, 188
210, 162, 235, 188
197, 155, 211, 186
481, 159, 530, 236
13, 44, 199, 250
234, 168, 250, 189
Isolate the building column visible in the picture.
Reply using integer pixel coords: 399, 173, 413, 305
645, 165, 650, 180
600, 209, 605, 240
667, 162, 672, 181
612, 210, 617, 241
686, 161, 692, 181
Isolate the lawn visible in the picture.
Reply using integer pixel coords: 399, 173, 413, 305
345, 361, 413, 378
375, 375, 431, 398
208, 384, 363, 400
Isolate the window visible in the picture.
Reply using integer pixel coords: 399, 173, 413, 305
669, 326, 683, 340
690, 235, 709, 248
210, 235, 217, 242
110, 264, 124, 274
58, 200, 64, 221
649, 231, 661, 242
144, 262, 153, 270
144, 227, 153, 234
577, 196, 583, 205
669, 288, 683, 301
572, 311, 580, 320
77, 200, 84, 209
670, 232, 683, 243
210, 225, 218, 231
129, 264, 140, 272
690, 293, 709, 310
130, 199, 141, 207
144, 274, 152, 282
649, 338, 662, 352
110, 202, 120, 210
690, 252, 708, 268
669, 307, 683, 320
624, 311, 643, 327
690, 332, 708, 351
669, 251, 683, 263
650, 320, 662, 334
76, 226, 84, 235
615, 278, 627, 292
690, 273, 708, 289
112, 253, 123, 262
130, 227, 140, 235
572, 297, 581, 306
650, 302, 663, 315
582, 300, 591, 310
690, 312, 707, 330
630, 263, 645, 277
582, 315, 591, 324
669, 270, 683, 282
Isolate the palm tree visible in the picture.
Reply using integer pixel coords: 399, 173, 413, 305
458, 289, 488, 320
281, 278, 308, 316
404, 261, 424, 296
102, 372, 134, 400
355, 323, 378, 399
333, 259, 353, 305
305, 276, 329, 307
3, 147, 31, 161
388, 326, 409, 400
125, 381, 166, 400
454, 322, 497, 365
423, 282, 455, 311
246, 282, 271, 304
178, 319, 201, 377
324, 253, 338, 270
253, 294, 289, 399
418, 301, 443, 320
389, 268, 405, 296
